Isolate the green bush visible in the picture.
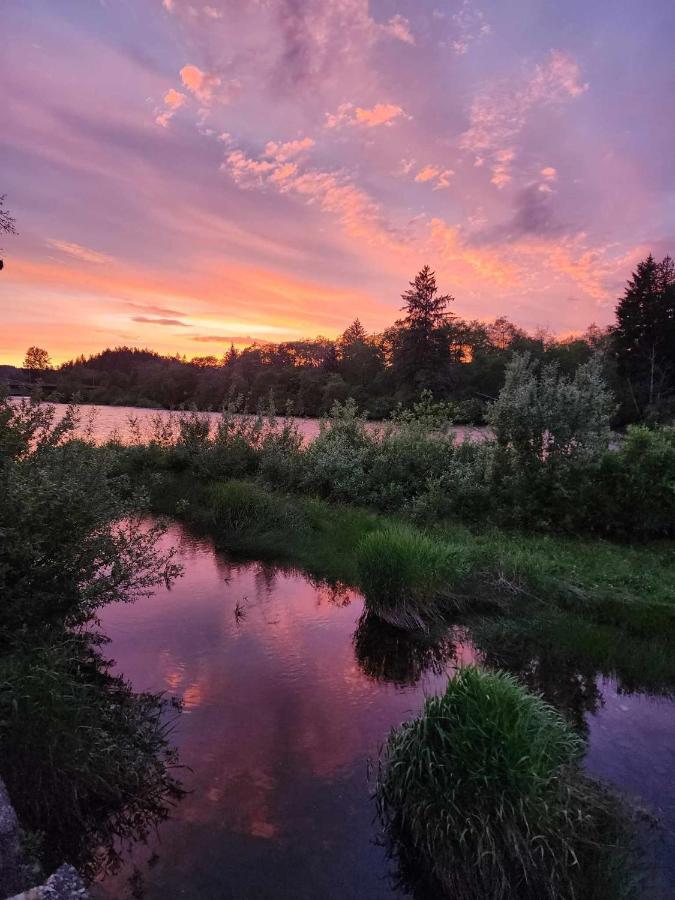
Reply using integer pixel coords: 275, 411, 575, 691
377, 667, 634, 900
590, 426, 675, 538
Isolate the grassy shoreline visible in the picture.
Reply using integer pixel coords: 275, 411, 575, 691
148, 474, 675, 694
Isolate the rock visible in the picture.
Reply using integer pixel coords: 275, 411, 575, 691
0, 778, 88, 900
0, 777, 32, 897
7, 864, 89, 899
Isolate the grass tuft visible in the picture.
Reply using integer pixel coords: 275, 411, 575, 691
377, 666, 635, 900
356, 525, 470, 626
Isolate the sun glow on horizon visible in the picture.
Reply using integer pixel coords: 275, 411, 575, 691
2, 0, 673, 364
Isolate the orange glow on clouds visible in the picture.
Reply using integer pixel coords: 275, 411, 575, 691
2, 0, 671, 364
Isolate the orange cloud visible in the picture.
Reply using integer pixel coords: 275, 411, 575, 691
155, 87, 186, 126
325, 101, 407, 129
414, 165, 454, 190
179, 64, 240, 105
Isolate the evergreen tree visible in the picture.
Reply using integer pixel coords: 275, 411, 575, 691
339, 319, 368, 346
392, 266, 455, 396
614, 254, 675, 415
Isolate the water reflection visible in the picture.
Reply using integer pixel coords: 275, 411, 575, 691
477, 635, 603, 735
353, 612, 458, 687
89, 523, 675, 899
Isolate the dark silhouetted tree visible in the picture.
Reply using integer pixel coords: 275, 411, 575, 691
392, 266, 456, 396
23, 346, 52, 381
614, 253, 675, 416
0, 195, 17, 270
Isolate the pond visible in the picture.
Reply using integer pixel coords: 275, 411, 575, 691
91, 523, 675, 899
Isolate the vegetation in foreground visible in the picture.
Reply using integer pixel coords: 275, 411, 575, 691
0, 395, 184, 878
149, 474, 675, 692
377, 667, 636, 900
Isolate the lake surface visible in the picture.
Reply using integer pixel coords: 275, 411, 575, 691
14, 399, 491, 445
90, 524, 675, 899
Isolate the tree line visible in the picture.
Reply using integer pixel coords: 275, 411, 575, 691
12, 257, 675, 424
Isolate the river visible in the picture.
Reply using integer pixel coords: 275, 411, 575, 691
90, 524, 675, 899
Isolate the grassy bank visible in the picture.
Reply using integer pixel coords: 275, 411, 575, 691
148, 474, 675, 693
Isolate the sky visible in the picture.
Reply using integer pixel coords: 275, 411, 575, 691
2, 0, 675, 365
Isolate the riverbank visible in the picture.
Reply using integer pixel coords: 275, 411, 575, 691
149, 475, 675, 694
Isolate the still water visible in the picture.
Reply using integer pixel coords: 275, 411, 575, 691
19, 400, 490, 445
92, 524, 675, 899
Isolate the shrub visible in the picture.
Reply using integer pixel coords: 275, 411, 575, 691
357, 525, 470, 625
301, 399, 374, 501
377, 667, 634, 900
590, 425, 675, 538
488, 353, 613, 464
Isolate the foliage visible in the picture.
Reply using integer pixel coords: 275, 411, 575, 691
0, 397, 180, 639
487, 352, 613, 464
0, 394, 184, 879
377, 667, 634, 900
23, 346, 52, 374
0, 638, 183, 879
585, 425, 675, 538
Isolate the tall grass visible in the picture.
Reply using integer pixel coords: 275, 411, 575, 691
377, 667, 635, 900
356, 525, 472, 626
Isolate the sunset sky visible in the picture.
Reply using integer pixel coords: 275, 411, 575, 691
3, 0, 674, 365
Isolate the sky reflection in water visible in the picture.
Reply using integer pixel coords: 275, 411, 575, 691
92, 524, 675, 899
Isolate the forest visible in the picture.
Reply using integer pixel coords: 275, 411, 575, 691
11, 256, 675, 426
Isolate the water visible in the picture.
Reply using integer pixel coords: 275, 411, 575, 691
91, 524, 675, 899
11, 399, 491, 445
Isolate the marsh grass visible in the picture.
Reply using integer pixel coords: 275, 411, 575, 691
151, 476, 675, 646
377, 667, 636, 900
206, 479, 298, 535
356, 525, 473, 626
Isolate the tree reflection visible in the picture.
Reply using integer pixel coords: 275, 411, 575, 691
0, 636, 185, 884
473, 623, 602, 735
353, 611, 457, 687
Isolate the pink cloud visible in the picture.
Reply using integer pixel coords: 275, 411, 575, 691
179, 64, 240, 105
460, 50, 588, 189
381, 14, 415, 45
264, 137, 315, 162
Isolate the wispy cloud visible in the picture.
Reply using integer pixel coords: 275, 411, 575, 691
132, 316, 191, 326
460, 50, 588, 188
380, 14, 415, 45
46, 239, 114, 265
